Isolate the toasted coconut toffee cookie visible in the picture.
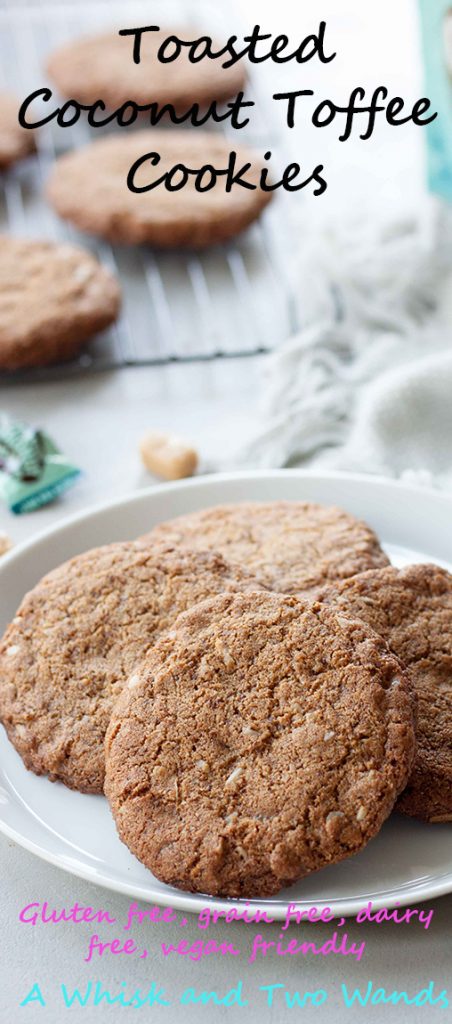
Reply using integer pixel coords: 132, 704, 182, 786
318, 563, 452, 823
142, 501, 390, 596
0, 544, 265, 793
105, 592, 415, 899
46, 27, 246, 111
46, 131, 273, 248
0, 238, 120, 370
0, 92, 35, 169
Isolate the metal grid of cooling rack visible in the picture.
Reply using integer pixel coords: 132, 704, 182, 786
0, 1, 299, 381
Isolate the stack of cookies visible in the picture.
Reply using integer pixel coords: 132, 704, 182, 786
0, 25, 272, 371
1, 499, 450, 899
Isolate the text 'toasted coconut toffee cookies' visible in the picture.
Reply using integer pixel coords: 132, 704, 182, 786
318, 563, 452, 823
0, 543, 265, 793
105, 592, 415, 899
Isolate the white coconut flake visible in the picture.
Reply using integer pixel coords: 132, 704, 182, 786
225, 765, 243, 788
73, 263, 92, 284
326, 811, 344, 826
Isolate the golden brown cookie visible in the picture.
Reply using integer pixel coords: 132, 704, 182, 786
0, 543, 265, 793
0, 238, 121, 370
46, 27, 246, 111
0, 92, 35, 169
46, 131, 273, 248
318, 563, 452, 823
143, 501, 390, 596
105, 591, 415, 898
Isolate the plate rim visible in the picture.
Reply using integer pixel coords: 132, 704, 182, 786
1, 468, 452, 570
1, 810, 452, 919
1, 468, 452, 918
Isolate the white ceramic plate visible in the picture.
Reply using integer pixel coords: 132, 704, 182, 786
1, 470, 451, 919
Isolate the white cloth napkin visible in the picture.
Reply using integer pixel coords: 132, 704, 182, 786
236, 202, 452, 489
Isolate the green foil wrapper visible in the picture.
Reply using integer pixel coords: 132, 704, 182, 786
0, 415, 80, 514
419, 0, 452, 203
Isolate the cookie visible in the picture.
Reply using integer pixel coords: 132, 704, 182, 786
47, 27, 246, 111
318, 564, 452, 823
0, 543, 264, 793
0, 238, 121, 370
143, 501, 390, 596
105, 591, 415, 898
46, 131, 272, 248
0, 92, 35, 169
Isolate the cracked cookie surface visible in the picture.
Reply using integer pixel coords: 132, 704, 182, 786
319, 563, 452, 822
105, 591, 415, 898
0, 543, 264, 793
143, 501, 389, 596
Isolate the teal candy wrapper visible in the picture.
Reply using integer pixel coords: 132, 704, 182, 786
0, 415, 80, 514
419, 0, 452, 202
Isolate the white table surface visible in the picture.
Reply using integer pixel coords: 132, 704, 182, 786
2, 1, 451, 1021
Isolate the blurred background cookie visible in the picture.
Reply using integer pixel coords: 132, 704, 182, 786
0, 237, 121, 370
46, 27, 246, 111
46, 131, 273, 248
0, 91, 35, 169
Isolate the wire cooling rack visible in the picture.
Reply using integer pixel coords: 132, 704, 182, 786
0, 1, 299, 380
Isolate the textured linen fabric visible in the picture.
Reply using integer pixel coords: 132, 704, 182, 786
236, 204, 452, 490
